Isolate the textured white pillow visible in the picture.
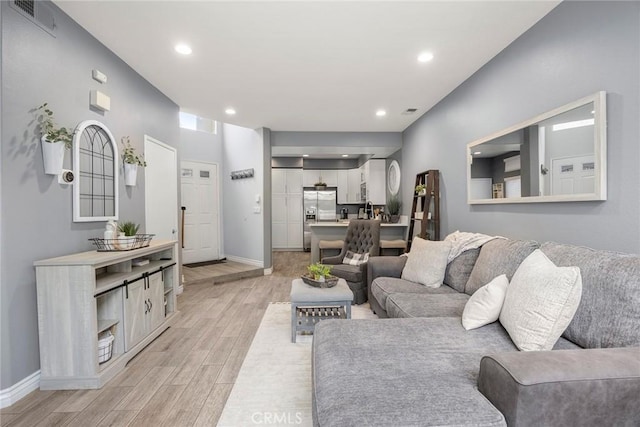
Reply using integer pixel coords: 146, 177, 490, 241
401, 237, 452, 288
462, 274, 509, 330
499, 249, 582, 351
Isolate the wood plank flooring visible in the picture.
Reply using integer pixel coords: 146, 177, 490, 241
1, 251, 311, 427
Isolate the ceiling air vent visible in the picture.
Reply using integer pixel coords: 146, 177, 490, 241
402, 108, 418, 115
10, 0, 56, 36
14, 0, 34, 17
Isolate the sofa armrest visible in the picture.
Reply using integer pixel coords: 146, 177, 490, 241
367, 256, 407, 287
321, 255, 342, 265
478, 347, 640, 427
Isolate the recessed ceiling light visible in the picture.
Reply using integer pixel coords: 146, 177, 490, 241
225, 108, 236, 115
417, 51, 434, 63
175, 44, 192, 55
302, 154, 309, 157
473, 151, 482, 155
376, 110, 387, 117
342, 154, 349, 158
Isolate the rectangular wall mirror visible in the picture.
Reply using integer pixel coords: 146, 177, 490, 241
467, 91, 606, 204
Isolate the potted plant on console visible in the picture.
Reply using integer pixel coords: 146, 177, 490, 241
121, 136, 147, 186
35, 103, 75, 175
117, 221, 139, 250
386, 196, 401, 223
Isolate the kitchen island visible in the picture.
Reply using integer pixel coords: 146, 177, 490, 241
309, 217, 409, 263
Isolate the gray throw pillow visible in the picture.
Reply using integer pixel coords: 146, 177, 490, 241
465, 239, 539, 295
401, 237, 452, 288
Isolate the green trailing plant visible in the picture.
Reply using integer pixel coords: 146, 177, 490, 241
35, 103, 75, 149
118, 221, 140, 237
386, 196, 401, 215
307, 263, 332, 280
121, 137, 147, 167
415, 184, 426, 194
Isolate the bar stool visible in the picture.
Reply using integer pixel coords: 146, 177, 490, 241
380, 239, 407, 256
319, 240, 344, 260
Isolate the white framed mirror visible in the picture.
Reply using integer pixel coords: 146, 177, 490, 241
387, 160, 401, 196
73, 120, 119, 222
467, 91, 606, 204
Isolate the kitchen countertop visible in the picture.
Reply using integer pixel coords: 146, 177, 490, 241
309, 217, 408, 227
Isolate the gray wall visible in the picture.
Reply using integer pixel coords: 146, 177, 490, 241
222, 124, 266, 265
401, 1, 640, 253
0, 2, 180, 390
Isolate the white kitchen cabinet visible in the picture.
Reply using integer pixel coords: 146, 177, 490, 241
303, 169, 338, 187
348, 169, 361, 203
272, 169, 303, 249
337, 170, 348, 204
34, 241, 179, 390
362, 159, 386, 205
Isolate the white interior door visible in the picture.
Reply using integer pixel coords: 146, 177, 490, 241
551, 155, 595, 195
144, 136, 178, 241
181, 161, 220, 264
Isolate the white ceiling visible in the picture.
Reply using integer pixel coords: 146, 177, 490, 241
55, 1, 560, 134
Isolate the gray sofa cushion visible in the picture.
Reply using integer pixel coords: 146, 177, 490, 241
444, 248, 481, 292
465, 239, 540, 295
313, 318, 515, 427
541, 242, 640, 348
386, 293, 470, 318
370, 277, 456, 311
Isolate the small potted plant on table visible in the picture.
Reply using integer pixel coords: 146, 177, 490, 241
117, 221, 139, 249
303, 263, 337, 288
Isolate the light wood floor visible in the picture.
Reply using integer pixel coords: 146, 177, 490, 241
182, 260, 264, 286
1, 251, 311, 427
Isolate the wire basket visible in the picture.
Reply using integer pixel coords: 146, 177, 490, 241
97, 331, 115, 364
89, 234, 155, 252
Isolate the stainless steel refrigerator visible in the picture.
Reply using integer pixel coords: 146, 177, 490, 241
303, 188, 337, 251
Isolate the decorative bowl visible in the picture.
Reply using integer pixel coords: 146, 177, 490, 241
301, 274, 339, 288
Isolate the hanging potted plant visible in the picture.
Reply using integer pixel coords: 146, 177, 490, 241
35, 103, 74, 175
121, 136, 146, 186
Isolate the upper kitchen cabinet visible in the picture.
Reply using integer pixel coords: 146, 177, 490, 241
303, 169, 338, 187
362, 159, 386, 205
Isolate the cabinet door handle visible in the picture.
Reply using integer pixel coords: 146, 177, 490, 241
144, 300, 149, 314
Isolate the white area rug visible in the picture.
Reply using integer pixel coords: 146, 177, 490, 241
217, 302, 377, 426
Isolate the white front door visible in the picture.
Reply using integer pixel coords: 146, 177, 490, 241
551, 154, 595, 195
144, 136, 178, 241
181, 161, 220, 264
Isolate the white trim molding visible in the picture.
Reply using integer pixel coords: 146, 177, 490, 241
0, 370, 40, 409
225, 255, 264, 268
263, 267, 273, 275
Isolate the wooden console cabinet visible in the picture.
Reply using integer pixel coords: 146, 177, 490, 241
34, 240, 179, 390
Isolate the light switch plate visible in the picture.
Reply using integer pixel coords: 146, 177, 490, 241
90, 90, 110, 111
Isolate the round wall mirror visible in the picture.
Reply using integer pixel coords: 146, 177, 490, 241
387, 160, 401, 195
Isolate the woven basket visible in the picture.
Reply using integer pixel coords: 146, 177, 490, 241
301, 274, 338, 288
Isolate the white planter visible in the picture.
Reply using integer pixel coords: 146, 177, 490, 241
41, 137, 66, 175
124, 163, 138, 186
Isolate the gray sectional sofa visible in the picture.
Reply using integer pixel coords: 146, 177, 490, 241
312, 238, 640, 426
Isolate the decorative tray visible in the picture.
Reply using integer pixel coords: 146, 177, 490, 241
301, 274, 339, 288
89, 234, 155, 252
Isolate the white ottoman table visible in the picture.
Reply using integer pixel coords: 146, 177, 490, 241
290, 278, 353, 343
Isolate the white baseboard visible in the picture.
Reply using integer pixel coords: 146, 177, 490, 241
263, 267, 273, 275
0, 370, 40, 409
225, 255, 264, 268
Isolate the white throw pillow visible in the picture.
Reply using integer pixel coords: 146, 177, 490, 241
461, 274, 509, 330
342, 250, 369, 266
499, 249, 582, 351
401, 237, 452, 288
